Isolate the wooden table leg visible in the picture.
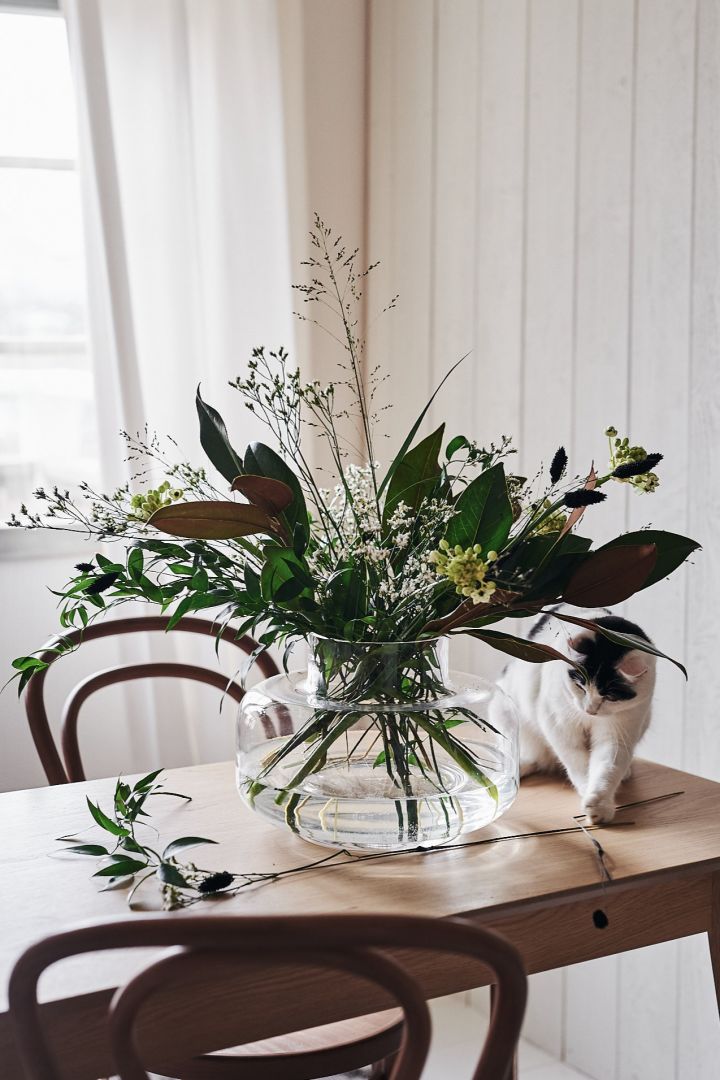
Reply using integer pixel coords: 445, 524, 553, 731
490, 983, 519, 1079
708, 873, 720, 1020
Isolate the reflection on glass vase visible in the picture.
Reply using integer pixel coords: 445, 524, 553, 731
236, 635, 519, 852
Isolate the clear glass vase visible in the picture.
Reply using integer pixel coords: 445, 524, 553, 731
235, 635, 519, 852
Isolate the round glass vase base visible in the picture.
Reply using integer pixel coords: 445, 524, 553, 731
238, 756, 518, 852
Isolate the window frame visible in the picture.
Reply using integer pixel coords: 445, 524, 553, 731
0, 0, 97, 560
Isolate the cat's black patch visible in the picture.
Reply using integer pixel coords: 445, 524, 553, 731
568, 614, 650, 701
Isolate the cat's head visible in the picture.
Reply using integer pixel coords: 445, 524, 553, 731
564, 624, 654, 716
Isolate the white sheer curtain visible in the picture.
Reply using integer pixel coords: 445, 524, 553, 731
62, 0, 296, 769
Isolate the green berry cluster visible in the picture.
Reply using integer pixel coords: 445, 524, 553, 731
128, 481, 184, 523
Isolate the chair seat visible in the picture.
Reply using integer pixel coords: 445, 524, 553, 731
228, 1008, 403, 1057
181, 1008, 404, 1079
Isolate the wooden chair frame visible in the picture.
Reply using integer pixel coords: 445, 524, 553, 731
8, 913, 527, 1080
25, 615, 280, 785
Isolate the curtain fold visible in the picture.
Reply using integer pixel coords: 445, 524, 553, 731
62, 0, 297, 770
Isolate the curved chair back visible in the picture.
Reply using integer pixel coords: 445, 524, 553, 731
25, 616, 279, 784
9, 913, 527, 1080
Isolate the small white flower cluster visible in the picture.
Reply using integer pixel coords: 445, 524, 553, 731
308, 470, 454, 624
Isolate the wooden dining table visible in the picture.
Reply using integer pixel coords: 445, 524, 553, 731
1, 757, 720, 1079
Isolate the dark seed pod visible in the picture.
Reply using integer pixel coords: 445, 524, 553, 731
85, 571, 120, 595
612, 453, 663, 479
563, 489, 608, 509
198, 870, 234, 894
550, 446, 568, 485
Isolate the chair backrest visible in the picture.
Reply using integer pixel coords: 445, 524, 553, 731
25, 616, 279, 785
9, 912, 527, 1080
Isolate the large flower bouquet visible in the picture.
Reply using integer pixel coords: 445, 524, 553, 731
10, 220, 699, 839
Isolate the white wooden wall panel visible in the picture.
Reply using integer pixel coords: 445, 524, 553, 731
563, 3, 634, 1075
366, 1, 720, 1077
677, 0, 720, 1075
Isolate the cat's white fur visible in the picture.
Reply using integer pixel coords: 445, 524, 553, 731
498, 608, 656, 824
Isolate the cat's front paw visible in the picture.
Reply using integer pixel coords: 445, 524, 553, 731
582, 793, 616, 824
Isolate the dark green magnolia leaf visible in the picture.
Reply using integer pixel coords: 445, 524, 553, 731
163, 836, 218, 860
231, 474, 294, 515
86, 797, 129, 837
157, 862, 191, 889
93, 857, 147, 878
548, 610, 688, 679
562, 544, 657, 608
383, 423, 445, 521
599, 530, 700, 589
64, 844, 109, 857
149, 501, 283, 541
196, 386, 245, 485
378, 353, 468, 497
446, 435, 470, 460
466, 627, 580, 666
444, 463, 513, 552
261, 548, 315, 603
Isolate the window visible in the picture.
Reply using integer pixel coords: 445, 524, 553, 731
0, 5, 99, 524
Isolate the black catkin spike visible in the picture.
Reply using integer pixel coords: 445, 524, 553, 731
85, 571, 120, 595
612, 453, 663, 479
550, 446, 568, 485
74, 562, 95, 573
198, 870, 234, 894
563, 489, 608, 509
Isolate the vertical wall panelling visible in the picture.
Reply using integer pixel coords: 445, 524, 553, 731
366, 0, 435, 450
618, 4, 696, 1076
562, 3, 634, 1077
430, 0, 480, 674
678, 0, 720, 1072
520, 0, 579, 480
518, 1, 580, 1058
366, 1, 718, 1074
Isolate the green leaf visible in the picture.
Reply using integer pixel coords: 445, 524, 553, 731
149, 501, 283, 541
127, 547, 144, 582
378, 353, 468, 497
444, 463, 513, 552
548, 610, 688, 679
157, 862, 191, 889
261, 548, 315, 603
466, 627, 580, 666
383, 423, 445, 521
133, 768, 164, 792
373, 751, 387, 768
196, 386, 245, 485
93, 857, 147, 878
162, 836, 218, 860
599, 530, 700, 589
446, 435, 470, 460
86, 797, 129, 837
64, 844, 109, 857
562, 543, 657, 608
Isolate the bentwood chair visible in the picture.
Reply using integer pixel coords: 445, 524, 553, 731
24, 615, 281, 785
22, 618, 407, 1077
9, 913, 527, 1080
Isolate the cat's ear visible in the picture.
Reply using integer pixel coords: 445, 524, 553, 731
618, 651, 648, 681
567, 630, 594, 655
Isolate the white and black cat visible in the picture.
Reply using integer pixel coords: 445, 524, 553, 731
499, 605, 656, 824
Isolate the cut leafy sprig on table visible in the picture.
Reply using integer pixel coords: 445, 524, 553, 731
56, 769, 233, 910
